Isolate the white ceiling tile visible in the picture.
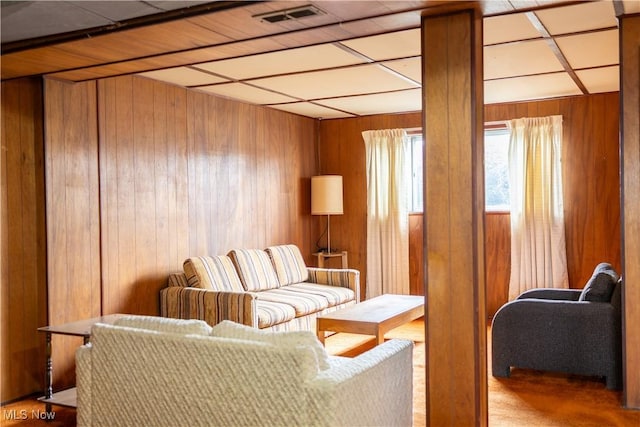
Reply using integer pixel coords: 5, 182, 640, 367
269, 102, 355, 119
316, 89, 422, 116
535, 1, 617, 35
483, 13, 541, 45
340, 28, 421, 61
556, 29, 619, 69
251, 63, 419, 100
197, 83, 298, 104
485, 73, 582, 104
138, 67, 228, 86
623, 0, 640, 14
192, 43, 367, 80
381, 57, 422, 84
576, 66, 619, 94
484, 39, 564, 80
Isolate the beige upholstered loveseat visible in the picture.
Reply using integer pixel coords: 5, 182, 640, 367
76, 316, 413, 427
160, 244, 360, 331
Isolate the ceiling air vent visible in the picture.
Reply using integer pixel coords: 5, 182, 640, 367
253, 5, 325, 23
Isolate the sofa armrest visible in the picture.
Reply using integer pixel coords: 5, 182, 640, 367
307, 268, 360, 302
516, 288, 582, 301
309, 339, 413, 426
76, 345, 92, 427
160, 287, 258, 327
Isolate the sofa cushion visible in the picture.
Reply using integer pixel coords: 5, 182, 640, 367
114, 315, 212, 335
257, 288, 329, 316
211, 320, 330, 370
183, 255, 244, 291
228, 249, 280, 292
255, 300, 296, 329
284, 283, 355, 306
266, 245, 309, 286
579, 263, 619, 302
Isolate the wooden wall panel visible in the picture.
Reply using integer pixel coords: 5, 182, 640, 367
485, 92, 621, 293
485, 213, 510, 317
318, 113, 421, 298
97, 75, 316, 315
620, 14, 640, 410
408, 213, 424, 296
44, 79, 101, 389
0, 78, 47, 402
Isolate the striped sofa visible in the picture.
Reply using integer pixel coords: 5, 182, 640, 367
160, 244, 360, 331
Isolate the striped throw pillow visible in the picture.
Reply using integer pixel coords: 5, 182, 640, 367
228, 249, 280, 292
183, 255, 244, 291
266, 245, 309, 286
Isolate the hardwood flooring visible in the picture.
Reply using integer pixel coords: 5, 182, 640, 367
2, 320, 638, 426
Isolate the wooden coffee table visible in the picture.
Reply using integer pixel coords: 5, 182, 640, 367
317, 294, 424, 345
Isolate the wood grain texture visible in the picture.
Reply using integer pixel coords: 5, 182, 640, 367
96, 75, 316, 316
422, 9, 487, 425
485, 213, 510, 318
0, 78, 47, 402
619, 14, 640, 410
43, 79, 101, 390
485, 93, 621, 291
318, 112, 421, 299
409, 213, 424, 296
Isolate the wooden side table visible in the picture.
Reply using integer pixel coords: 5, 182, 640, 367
37, 314, 125, 412
314, 251, 348, 268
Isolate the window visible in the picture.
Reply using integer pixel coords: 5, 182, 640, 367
484, 127, 510, 211
408, 134, 423, 212
406, 127, 510, 212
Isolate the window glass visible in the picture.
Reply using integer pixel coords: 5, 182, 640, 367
485, 128, 510, 211
408, 134, 423, 212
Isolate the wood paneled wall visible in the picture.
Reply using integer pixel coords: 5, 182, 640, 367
0, 78, 47, 402
0, 75, 318, 398
44, 79, 102, 389
321, 92, 621, 319
318, 113, 421, 297
485, 92, 622, 300
95, 76, 316, 315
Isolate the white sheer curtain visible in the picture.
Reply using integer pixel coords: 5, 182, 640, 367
508, 115, 569, 300
362, 129, 410, 298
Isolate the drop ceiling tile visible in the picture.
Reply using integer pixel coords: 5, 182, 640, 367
485, 73, 582, 104
193, 43, 367, 80
269, 102, 355, 119
316, 89, 422, 116
484, 13, 541, 45
556, 29, 618, 70
382, 57, 422, 84
197, 83, 298, 104
251, 63, 419, 100
576, 66, 619, 94
340, 28, 421, 60
623, 0, 640, 14
484, 39, 564, 80
139, 67, 228, 86
535, 1, 617, 35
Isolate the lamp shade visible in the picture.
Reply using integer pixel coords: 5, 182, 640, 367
311, 175, 343, 215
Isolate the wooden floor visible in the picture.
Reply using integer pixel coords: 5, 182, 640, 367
2, 320, 639, 426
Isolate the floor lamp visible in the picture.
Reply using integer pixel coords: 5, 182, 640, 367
311, 175, 343, 254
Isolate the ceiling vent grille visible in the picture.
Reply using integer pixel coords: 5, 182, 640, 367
253, 5, 325, 23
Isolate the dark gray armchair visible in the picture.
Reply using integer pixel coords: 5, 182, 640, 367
491, 263, 622, 389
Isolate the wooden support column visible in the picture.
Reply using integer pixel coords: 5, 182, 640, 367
620, 14, 640, 410
422, 9, 487, 426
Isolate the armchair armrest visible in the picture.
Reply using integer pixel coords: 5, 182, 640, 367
310, 339, 413, 426
307, 268, 360, 302
516, 288, 582, 301
160, 287, 257, 327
